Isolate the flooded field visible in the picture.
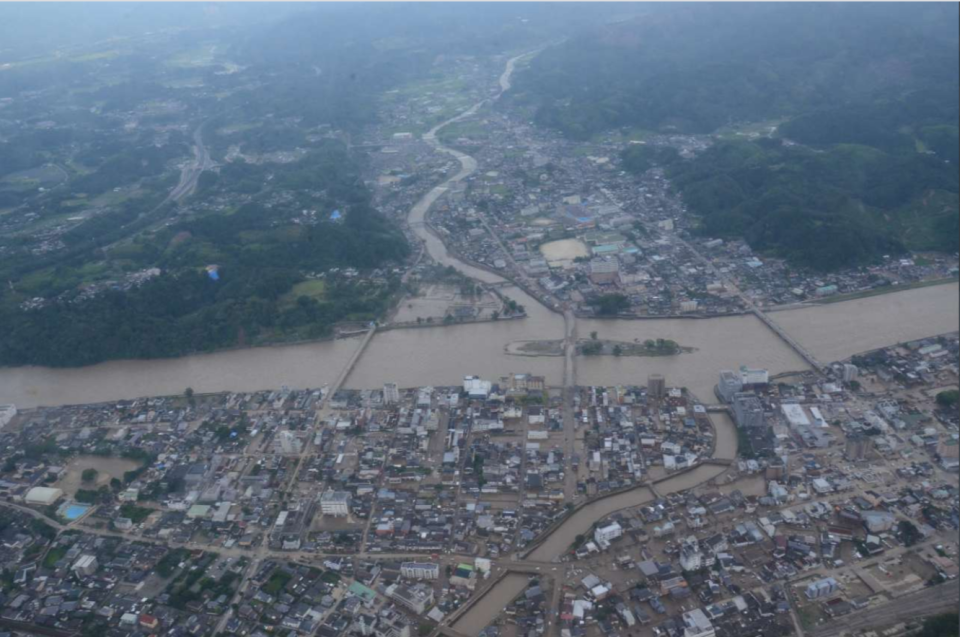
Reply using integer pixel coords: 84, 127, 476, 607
773, 282, 959, 363
391, 284, 500, 323
56, 455, 143, 495
577, 314, 810, 401
539, 238, 589, 268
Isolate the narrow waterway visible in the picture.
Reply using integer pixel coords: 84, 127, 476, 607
451, 413, 738, 634
452, 573, 529, 636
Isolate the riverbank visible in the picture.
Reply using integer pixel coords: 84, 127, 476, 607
770, 275, 960, 309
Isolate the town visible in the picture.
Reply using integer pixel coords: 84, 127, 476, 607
1, 331, 957, 637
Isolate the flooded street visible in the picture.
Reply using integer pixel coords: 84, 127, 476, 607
453, 573, 529, 636
773, 283, 959, 363
459, 457, 734, 631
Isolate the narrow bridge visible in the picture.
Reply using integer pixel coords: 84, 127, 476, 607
705, 404, 731, 414
319, 325, 376, 408
750, 308, 826, 372
702, 458, 735, 467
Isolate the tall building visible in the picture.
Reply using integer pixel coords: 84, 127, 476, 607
383, 383, 401, 405
805, 577, 839, 600
716, 370, 743, 403
648, 374, 666, 400
842, 364, 859, 383
0, 404, 16, 429
732, 392, 765, 429
320, 491, 351, 517
844, 434, 873, 461
588, 258, 620, 285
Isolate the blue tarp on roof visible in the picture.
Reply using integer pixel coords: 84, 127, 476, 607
330, 209, 342, 221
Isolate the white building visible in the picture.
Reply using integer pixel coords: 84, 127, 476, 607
805, 577, 839, 600
683, 608, 716, 637
594, 521, 623, 545
842, 364, 859, 382
0, 404, 16, 429
739, 366, 769, 386
387, 583, 434, 614
383, 383, 401, 405
463, 376, 492, 399
716, 370, 743, 403
72, 555, 98, 576
400, 562, 439, 580
24, 486, 63, 506
320, 491, 351, 517
679, 537, 703, 572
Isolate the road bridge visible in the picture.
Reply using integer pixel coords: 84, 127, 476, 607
749, 308, 826, 372
702, 458, 734, 467
319, 325, 377, 408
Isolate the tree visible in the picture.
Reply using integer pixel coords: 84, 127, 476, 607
590, 331, 598, 340
594, 294, 629, 316
185, 387, 196, 407
81, 468, 98, 483
612, 344, 623, 357
936, 389, 959, 409
898, 520, 922, 547
915, 612, 959, 637
582, 341, 603, 356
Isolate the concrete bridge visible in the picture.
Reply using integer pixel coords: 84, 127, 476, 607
750, 308, 826, 372
702, 458, 735, 467
705, 404, 731, 414
319, 325, 376, 408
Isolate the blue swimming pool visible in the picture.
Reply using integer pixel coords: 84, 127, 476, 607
59, 502, 91, 521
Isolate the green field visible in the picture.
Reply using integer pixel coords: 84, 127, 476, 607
281, 279, 327, 307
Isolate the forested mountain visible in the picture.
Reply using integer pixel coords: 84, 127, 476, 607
515, 4, 959, 269
665, 138, 958, 270
511, 3, 959, 138
0, 142, 410, 367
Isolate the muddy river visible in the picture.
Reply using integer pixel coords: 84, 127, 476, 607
772, 282, 959, 363
577, 314, 809, 402
0, 48, 956, 417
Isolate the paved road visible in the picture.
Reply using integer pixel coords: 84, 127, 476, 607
561, 308, 578, 502
169, 123, 215, 203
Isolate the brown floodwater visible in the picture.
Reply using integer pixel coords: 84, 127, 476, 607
772, 283, 959, 363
